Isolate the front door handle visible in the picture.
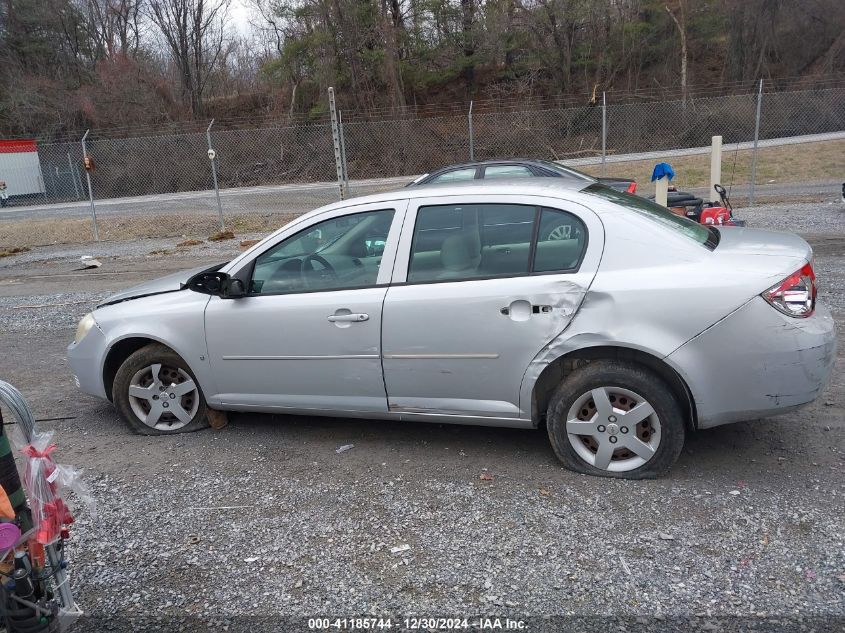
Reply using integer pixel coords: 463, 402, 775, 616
327, 313, 369, 323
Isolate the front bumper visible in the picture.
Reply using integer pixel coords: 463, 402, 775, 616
67, 325, 109, 400
668, 297, 836, 429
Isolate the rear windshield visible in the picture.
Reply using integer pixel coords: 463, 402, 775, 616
584, 183, 717, 248
536, 160, 595, 182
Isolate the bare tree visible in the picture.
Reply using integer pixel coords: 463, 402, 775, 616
380, 0, 406, 110
148, 0, 232, 115
529, 0, 582, 94
665, 1, 688, 104
83, 0, 144, 58
460, 0, 476, 91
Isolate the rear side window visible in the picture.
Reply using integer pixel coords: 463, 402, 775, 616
534, 209, 588, 273
483, 165, 534, 179
429, 168, 477, 184
407, 203, 587, 283
584, 183, 715, 247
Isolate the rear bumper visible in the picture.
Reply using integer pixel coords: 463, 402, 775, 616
667, 297, 836, 429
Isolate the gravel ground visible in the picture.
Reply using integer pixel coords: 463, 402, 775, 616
0, 234, 255, 266
0, 201, 843, 632
736, 201, 845, 234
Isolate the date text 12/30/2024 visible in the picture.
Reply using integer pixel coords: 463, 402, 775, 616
308, 618, 528, 630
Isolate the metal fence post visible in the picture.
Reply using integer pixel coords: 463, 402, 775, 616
468, 101, 475, 161
601, 92, 607, 177
328, 87, 348, 200
339, 110, 349, 194
206, 119, 225, 230
749, 78, 763, 206
80, 129, 99, 241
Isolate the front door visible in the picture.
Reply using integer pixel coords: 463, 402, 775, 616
381, 196, 602, 419
204, 203, 406, 412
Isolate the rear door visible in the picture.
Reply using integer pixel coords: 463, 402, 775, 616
381, 194, 603, 420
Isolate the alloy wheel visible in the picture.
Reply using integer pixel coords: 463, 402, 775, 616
127, 363, 199, 431
565, 386, 661, 473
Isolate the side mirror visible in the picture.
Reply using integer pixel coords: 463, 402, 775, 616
185, 271, 246, 299
225, 278, 246, 298
185, 271, 228, 295
366, 239, 386, 257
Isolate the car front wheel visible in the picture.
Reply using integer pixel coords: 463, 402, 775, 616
113, 343, 209, 435
546, 360, 685, 479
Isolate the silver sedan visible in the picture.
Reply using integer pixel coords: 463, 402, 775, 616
67, 180, 836, 478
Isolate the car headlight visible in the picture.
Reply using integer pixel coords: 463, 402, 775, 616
74, 312, 97, 344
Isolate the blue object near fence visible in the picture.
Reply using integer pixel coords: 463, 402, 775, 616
651, 162, 675, 182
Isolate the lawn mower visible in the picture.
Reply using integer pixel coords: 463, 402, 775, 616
653, 184, 746, 227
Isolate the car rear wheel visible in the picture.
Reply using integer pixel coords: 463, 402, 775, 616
113, 343, 209, 435
546, 360, 685, 479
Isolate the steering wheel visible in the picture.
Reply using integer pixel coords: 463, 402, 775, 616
300, 254, 339, 288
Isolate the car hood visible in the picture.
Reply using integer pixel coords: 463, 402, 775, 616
97, 262, 226, 307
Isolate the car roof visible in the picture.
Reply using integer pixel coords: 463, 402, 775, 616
312, 178, 590, 216
426, 159, 554, 172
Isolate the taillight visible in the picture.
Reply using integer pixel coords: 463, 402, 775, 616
762, 263, 817, 318
626, 181, 637, 194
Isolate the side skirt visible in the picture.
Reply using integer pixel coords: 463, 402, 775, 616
206, 402, 535, 429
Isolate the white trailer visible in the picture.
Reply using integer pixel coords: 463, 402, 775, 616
0, 139, 47, 198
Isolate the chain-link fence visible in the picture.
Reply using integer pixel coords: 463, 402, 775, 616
1, 84, 843, 248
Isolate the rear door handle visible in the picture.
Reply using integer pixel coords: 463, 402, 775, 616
327, 313, 369, 322
499, 303, 552, 316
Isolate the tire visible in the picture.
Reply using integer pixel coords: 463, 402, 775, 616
546, 360, 685, 479
112, 343, 209, 435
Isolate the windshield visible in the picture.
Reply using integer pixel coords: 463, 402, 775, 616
536, 160, 595, 182
584, 183, 717, 248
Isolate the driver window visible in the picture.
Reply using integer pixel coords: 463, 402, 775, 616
250, 209, 395, 294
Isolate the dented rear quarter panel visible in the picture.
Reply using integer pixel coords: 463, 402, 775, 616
668, 298, 836, 427
517, 194, 825, 423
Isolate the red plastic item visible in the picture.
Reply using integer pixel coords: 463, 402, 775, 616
28, 541, 46, 569
699, 206, 732, 225
20, 444, 75, 545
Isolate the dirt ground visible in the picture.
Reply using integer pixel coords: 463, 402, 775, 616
581, 138, 845, 197
0, 202, 843, 632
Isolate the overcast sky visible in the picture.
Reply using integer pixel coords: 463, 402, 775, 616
230, 0, 257, 36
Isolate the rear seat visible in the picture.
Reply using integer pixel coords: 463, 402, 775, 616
480, 239, 580, 275
409, 237, 582, 281
533, 239, 581, 271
